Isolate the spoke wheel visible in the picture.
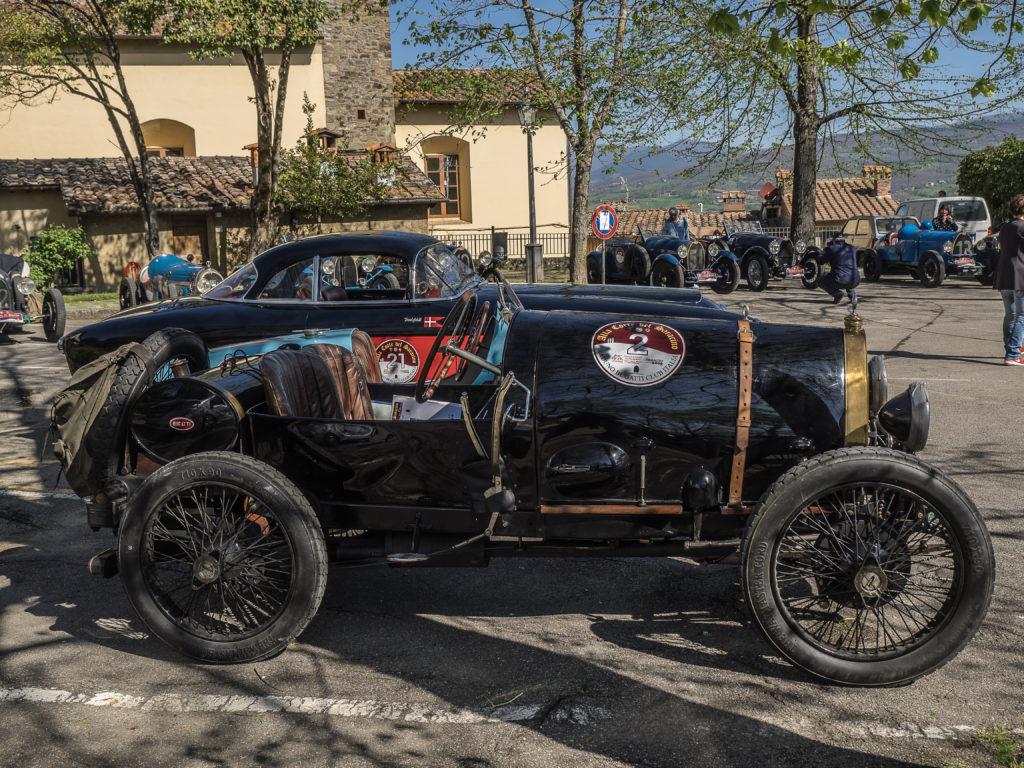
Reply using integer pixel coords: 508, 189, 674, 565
741, 447, 993, 686
119, 452, 327, 663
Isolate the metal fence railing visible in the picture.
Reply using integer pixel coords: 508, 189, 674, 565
432, 229, 570, 259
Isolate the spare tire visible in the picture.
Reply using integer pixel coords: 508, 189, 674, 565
86, 328, 209, 500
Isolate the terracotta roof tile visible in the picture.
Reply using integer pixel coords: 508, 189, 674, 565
0, 154, 443, 213
394, 68, 539, 104
776, 176, 899, 222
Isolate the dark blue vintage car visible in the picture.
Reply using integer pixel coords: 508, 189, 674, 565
0, 253, 65, 342
586, 225, 741, 294
62, 232, 726, 374
707, 221, 821, 291
860, 223, 982, 287
57, 261, 994, 687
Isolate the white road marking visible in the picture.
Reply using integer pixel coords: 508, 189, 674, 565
1, 684, 1020, 740
0, 488, 77, 500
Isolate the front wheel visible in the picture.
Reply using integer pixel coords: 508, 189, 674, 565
650, 259, 684, 288
800, 257, 820, 289
862, 251, 883, 282
741, 447, 994, 686
367, 271, 400, 290
118, 452, 328, 663
745, 254, 770, 292
42, 288, 66, 343
120, 276, 139, 309
710, 258, 740, 295
919, 252, 945, 288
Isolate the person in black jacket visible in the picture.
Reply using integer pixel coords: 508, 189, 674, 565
818, 237, 861, 304
994, 194, 1024, 365
932, 206, 958, 232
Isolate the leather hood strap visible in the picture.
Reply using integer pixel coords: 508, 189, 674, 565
727, 319, 755, 512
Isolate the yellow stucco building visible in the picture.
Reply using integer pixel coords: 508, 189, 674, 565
0, 7, 569, 289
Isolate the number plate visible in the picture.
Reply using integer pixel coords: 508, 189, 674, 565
954, 257, 976, 267
696, 270, 717, 282
785, 266, 805, 278
0, 309, 24, 324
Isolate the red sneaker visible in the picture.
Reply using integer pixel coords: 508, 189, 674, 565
1005, 357, 1024, 366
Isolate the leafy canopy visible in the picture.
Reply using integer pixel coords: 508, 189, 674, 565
24, 225, 93, 287
957, 137, 1024, 224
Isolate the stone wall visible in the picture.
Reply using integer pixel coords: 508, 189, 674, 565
320, 1, 395, 148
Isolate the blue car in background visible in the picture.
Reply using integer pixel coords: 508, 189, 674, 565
860, 222, 981, 288
120, 253, 225, 309
586, 225, 741, 294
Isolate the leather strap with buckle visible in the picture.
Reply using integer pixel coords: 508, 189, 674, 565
725, 319, 755, 513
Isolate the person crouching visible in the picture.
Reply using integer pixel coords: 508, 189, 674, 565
818, 236, 860, 304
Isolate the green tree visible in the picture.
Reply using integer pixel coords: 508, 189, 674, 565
0, 0, 165, 258
957, 137, 1024, 225
163, 0, 337, 259
23, 225, 94, 287
402, 1, 692, 283
277, 95, 404, 233
691, 0, 1018, 244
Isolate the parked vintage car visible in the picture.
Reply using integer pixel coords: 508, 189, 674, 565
585, 225, 741, 293
706, 221, 819, 291
62, 232, 728, 373
59, 262, 994, 687
838, 215, 920, 250
0, 253, 66, 342
860, 222, 982, 287
119, 253, 225, 310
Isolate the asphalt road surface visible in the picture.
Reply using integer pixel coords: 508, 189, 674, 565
1, 276, 1022, 768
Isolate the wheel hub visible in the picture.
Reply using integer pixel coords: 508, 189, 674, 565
853, 560, 888, 603
192, 553, 221, 586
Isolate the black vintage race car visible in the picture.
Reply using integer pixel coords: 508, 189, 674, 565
707, 221, 820, 291
0, 253, 66, 342
585, 226, 741, 293
59, 262, 994, 687
60, 232, 728, 374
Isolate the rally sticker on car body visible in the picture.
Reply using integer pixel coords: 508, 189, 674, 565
591, 321, 685, 387
376, 338, 420, 383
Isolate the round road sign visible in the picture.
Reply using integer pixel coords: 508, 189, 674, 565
592, 205, 618, 240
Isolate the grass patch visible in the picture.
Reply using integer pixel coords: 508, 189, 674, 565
979, 726, 1023, 768
62, 292, 117, 304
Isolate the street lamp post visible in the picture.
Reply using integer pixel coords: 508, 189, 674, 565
517, 97, 542, 282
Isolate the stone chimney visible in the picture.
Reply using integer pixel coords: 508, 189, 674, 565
775, 169, 792, 194
863, 165, 893, 197
320, 0, 396, 148
722, 190, 746, 213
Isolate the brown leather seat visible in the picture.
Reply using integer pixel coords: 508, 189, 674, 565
261, 348, 344, 419
349, 330, 383, 384
261, 342, 375, 420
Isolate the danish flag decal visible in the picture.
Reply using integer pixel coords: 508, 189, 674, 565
424, 316, 444, 328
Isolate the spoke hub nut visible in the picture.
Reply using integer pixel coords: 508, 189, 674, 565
193, 554, 221, 585
854, 563, 887, 600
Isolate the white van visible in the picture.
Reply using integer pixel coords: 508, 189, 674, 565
894, 196, 991, 241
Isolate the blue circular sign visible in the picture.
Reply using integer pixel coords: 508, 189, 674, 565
593, 205, 618, 240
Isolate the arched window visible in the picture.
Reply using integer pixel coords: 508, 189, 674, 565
141, 119, 197, 158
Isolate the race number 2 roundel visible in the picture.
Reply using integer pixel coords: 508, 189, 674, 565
376, 338, 421, 383
591, 321, 685, 387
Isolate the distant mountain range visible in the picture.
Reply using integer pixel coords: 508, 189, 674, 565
589, 114, 1024, 210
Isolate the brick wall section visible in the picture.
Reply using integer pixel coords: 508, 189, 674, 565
320, 1, 396, 148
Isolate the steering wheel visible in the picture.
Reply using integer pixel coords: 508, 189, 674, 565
415, 291, 478, 403
456, 300, 492, 382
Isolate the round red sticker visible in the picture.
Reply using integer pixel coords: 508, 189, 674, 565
591, 321, 685, 387
376, 338, 420, 383
169, 417, 195, 431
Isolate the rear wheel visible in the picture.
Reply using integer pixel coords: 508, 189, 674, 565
862, 251, 883, 282
741, 447, 994, 686
919, 252, 945, 288
118, 452, 328, 663
746, 254, 770, 292
710, 259, 740, 295
42, 288, 66, 343
650, 259, 684, 288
